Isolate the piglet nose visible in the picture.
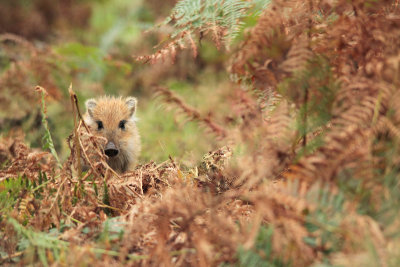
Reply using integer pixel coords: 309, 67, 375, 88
104, 141, 119, 157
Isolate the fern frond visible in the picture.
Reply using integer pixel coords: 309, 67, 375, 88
230, 0, 310, 95
284, 78, 395, 184
35, 86, 62, 169
167, 0, 251, 47
279, 34, 312, 74
137, 0, 266, 64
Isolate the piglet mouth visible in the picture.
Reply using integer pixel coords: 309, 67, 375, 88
104, 141, 119, 158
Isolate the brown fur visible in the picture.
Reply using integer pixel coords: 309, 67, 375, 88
83, 96, 141, 173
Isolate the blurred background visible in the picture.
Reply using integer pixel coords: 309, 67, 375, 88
0, 0, 230, 165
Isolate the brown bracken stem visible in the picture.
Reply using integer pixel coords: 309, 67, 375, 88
155, 86, 227, 138
69, 84, 82, 179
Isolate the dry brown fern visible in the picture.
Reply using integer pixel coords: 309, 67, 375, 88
230, 0, 310, 92
0, 140, 54, 182
284, 77, 394, 184
136, 31, 197, 64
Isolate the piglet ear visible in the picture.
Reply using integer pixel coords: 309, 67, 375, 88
125, 97, 137, 117
85, 99, 97, 117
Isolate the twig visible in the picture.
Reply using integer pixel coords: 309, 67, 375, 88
69, 84, 82, 178
96, 202, 125, 212
46, 175, 68, 215
0, 33, 36, 53
62, 211, 83, 225
0, 251, 23, 264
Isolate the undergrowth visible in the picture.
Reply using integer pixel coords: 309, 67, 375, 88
1, 0, 400, 266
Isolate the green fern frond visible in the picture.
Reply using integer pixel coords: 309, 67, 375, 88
38, 88, 62, 169
237, 226, 290, 267
165, 0, 265, 47
8, 218, 68, 266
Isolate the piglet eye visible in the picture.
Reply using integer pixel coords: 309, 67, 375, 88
119, 120, 126, 130
96, 120, 103, 130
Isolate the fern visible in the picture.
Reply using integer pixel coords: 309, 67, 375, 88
138, 0, 271, 62
8, 218, 68, 266
278, 56, 338, 159
0, 176, 31, 215
304, 185, 345, 255
37, 87, 62, 168
164, 0, 267, 48
7, 218, 146, 264
236, 226, 290, 267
